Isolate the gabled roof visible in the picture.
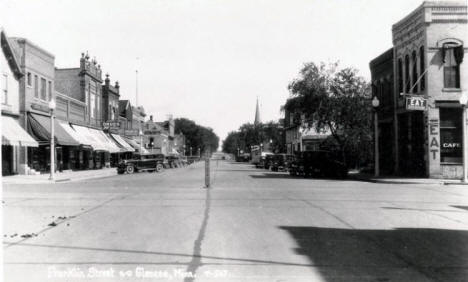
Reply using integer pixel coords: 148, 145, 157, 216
1, 29, 23, 79
118, 100, 132, 117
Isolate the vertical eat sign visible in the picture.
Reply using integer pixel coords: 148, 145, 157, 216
429, 119, 439, 160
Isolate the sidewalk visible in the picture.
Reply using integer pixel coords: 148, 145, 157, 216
349, 172, 466, 185
2, 168, 117, 185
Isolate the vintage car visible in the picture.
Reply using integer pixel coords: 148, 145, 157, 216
255, 152, 274, 168
270, 154, 295, 171
288, 150, 348, 179
166, 154, 184, 168
117, 153, 166, 174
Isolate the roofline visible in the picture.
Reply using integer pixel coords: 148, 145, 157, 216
369, 47, 394, 67
9, 37, 55, 59
1, 29, 24, 78
392, 1, 467, 31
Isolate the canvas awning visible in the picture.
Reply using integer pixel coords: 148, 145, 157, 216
57, 121, 92, 150
111, 134, 135, 152
91, 129, 120, 153
28, 114, 80, 146
123, 136, 149, 153
2, 116, 38, 147
71, 124, 107, 151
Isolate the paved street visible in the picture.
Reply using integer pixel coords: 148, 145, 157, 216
3, 160, 468, 282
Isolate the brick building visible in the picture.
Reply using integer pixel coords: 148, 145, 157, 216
1, 29, 38, 176
371, 1, 467, 178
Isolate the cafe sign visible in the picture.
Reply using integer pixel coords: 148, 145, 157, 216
406, 96, 427, 111
103, 121, 121, 129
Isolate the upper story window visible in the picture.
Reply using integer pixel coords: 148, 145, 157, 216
34, 75, 38, 98
27, 72, 32, 86
40, 78, 46, 100
48, 81, 52, 101
419, 46, 425, 91
398, 59, 403, 94
404, 55, 410, 93
2, 73, 8, 105
442, 43, 463, 89
412, 50, 418, 93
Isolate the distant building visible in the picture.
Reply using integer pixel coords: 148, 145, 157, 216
284, 109, 330, 154
371, 1, 467, 179
55, 52, 103, 128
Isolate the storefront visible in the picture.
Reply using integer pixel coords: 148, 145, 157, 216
110, 134, 135, 166
2, 116, 39, 175
27, 113, 80, 173
439, 107, 464, 178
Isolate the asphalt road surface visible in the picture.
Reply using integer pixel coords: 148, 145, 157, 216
3, 160, 468, 282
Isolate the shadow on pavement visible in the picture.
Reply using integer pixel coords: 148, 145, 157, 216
279, 226, 468, 282
250, 173, 348, 181
452, 206, 468, 212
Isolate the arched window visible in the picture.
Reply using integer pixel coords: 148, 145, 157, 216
412, 50, 418, 93
405, 55, 410, 93
420, 46, 425, 91
398, 59, 403, 93
442, 42, 463, 88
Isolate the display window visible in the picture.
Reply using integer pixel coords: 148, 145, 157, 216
440, 108, 463, 163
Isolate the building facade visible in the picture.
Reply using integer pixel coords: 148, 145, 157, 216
284, 109, 331, 154
9, 36, 59, 174
1, 29, 38, 175
371, 1, 467, 178
370, 48, 396, 175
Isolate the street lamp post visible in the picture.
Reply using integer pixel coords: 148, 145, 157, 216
460, 92, 468, 183
372, 96, 380, 178
49, 100, 56, 181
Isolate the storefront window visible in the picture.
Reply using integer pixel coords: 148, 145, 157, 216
440, 108, 462, 163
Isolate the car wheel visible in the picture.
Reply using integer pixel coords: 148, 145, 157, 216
126, 165, 134, 174
156, 163, 163, 172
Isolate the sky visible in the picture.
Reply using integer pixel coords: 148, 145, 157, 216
1, 0, 432, 143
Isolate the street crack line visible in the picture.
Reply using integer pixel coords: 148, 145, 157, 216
184, 186, 211, 282
3, 193, 134, 250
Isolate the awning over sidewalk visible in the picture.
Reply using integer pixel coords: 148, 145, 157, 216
58, 121, 93, 150
90, 129, 120, 153
28, 114, 80, 146
111, 134, 135, 152
123, 136, 149, 153
2, 116, 38, 147
71, 124, 107, 151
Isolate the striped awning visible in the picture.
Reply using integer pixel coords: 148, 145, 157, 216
111, 134, 135, 152
2, 116, 38, 147
28, 114, 80, 146
71, 124, 107, 151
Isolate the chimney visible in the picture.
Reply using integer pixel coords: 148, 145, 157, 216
105, 73, 110, 86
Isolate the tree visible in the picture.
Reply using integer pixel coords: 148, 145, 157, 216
284, 62, 372, 167
222, 121, 285, 154
174, 118, 219, 155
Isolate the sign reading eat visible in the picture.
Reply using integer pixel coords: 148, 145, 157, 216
406, 96, 427, 111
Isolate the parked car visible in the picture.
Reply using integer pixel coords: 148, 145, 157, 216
166, 154, 182, 168
117, 153, 166, 174
288, 151, 348, 178
270, 154, 295, 171
264, 154, 275, 170
236, 153, 251, 162
255, 152, 274, 168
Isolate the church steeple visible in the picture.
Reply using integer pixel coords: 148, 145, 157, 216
254, 97, 261, 125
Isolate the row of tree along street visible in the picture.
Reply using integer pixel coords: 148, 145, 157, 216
175, 118, 219, 155
223, 61, 373, 170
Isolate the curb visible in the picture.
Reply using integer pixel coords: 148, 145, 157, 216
348, 175, 463, 185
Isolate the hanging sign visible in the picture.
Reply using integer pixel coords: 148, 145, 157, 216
406, 96, 427, 111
